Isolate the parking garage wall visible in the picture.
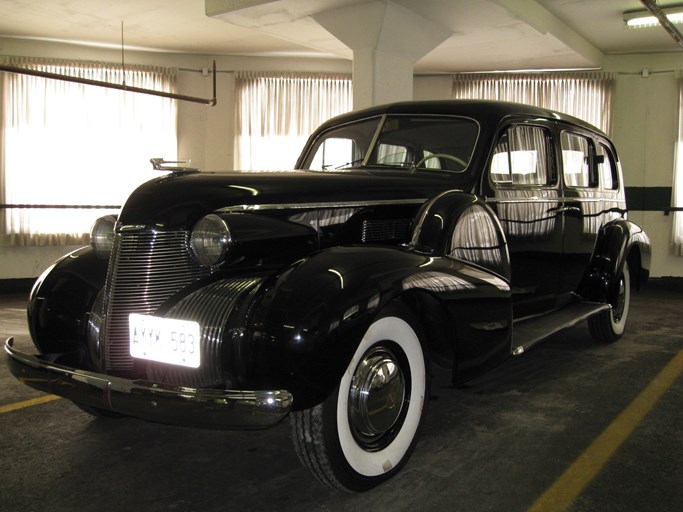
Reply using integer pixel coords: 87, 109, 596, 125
1, 39, 682, 284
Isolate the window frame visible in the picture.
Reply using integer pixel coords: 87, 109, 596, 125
560, 130, 599, 190
300, 113, 481, 176
488, 122, 558, 190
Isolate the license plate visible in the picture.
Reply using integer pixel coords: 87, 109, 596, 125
129, 314, 201, 368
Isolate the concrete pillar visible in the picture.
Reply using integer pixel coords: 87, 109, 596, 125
352, 48, 414, 108
313, 1, 451, 110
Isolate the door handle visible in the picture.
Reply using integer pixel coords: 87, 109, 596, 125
547, 206, 581, 214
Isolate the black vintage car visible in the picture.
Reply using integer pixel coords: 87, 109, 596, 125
6, 100, 650, 491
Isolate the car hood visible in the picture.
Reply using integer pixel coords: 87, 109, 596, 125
118, 169, 459, 229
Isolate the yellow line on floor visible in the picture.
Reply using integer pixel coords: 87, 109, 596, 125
527, 347, 683, 512
0, 394, 61, 414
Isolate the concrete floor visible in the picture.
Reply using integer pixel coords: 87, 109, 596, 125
1, 283, 681, 512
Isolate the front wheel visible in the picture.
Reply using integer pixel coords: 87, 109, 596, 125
589, 261, 631, 343
290, 310, 428, 492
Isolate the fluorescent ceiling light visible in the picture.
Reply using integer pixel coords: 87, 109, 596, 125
624, 5, 683, 28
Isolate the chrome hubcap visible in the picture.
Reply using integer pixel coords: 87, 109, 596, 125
348, 346, 406, 448
613, 274, 627, 323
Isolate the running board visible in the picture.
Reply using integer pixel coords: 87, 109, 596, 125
512, 302, 610, 356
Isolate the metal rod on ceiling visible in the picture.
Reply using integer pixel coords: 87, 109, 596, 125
0, 60, 218, 106
639, 0, 683, 49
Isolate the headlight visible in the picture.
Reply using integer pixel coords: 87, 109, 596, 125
190, 214, 231, 266
90, 215, 117, 260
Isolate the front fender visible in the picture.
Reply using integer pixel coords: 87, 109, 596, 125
411, 191, 510, 280
579, 218, 651, 301
250, 246, 511, 409
28, 246, 108, 354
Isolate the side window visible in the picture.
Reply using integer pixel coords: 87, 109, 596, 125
561, 132, 595, 188
491, 125, 552, 186
596, 142, 617, 190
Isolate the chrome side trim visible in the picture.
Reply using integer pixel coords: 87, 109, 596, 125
217, 198, 429, 213
5, 338, 292, 430
485, 197, 627, 205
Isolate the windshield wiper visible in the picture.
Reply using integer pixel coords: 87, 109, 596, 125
321, 158, 365, 170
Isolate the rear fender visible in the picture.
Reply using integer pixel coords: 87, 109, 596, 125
250, 246, 511, 409
579, 218, 651, 301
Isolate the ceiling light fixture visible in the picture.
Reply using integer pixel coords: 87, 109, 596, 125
624, 2, 683, 28
624, 0, 683, 49
625, 10, 683, 28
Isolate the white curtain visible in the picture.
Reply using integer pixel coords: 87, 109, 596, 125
673, 78, 683, 255
235, 72, 352, 170
452, 72, 615, 135
1, 57, 177, 246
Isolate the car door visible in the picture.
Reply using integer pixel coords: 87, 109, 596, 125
557, 129, 624, 300
483, 120, 563, 319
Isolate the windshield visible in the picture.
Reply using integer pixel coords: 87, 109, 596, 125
302, 114, 479, 173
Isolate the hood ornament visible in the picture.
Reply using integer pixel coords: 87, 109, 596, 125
150, 158, 200, 174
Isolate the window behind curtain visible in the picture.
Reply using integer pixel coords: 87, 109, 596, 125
452, 72, 615, 135
491, 125, 552, 186
561, 132, 594, 188
235, 72, 352, 170
1, 58, 177, 246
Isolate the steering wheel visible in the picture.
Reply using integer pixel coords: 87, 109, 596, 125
414, 153, 468, 172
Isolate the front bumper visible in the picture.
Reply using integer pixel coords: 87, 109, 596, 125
5, 338, 293, 430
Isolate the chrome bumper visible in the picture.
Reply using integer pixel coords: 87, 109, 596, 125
5, 338, 293, 430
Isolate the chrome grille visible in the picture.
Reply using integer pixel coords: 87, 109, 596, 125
103, 229, 212, 372
147, 278, 263, 387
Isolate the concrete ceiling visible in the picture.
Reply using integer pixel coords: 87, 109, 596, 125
0, 0, 680, 71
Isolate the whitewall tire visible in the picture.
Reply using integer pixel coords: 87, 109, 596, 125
589, 261, 631, 343
290, 307, 428, 491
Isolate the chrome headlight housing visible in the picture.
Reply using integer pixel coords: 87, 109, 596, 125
90, 215, 117, 260
190, 214, 232, 266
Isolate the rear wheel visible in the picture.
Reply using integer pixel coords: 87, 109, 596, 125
290, 309, 428, 492
589, 261, 631, 343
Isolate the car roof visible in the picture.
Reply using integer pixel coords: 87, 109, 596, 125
313, 99, 606, 138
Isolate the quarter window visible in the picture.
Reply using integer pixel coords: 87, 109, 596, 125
491, 125, 552, 186
561, 132, 595, 188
